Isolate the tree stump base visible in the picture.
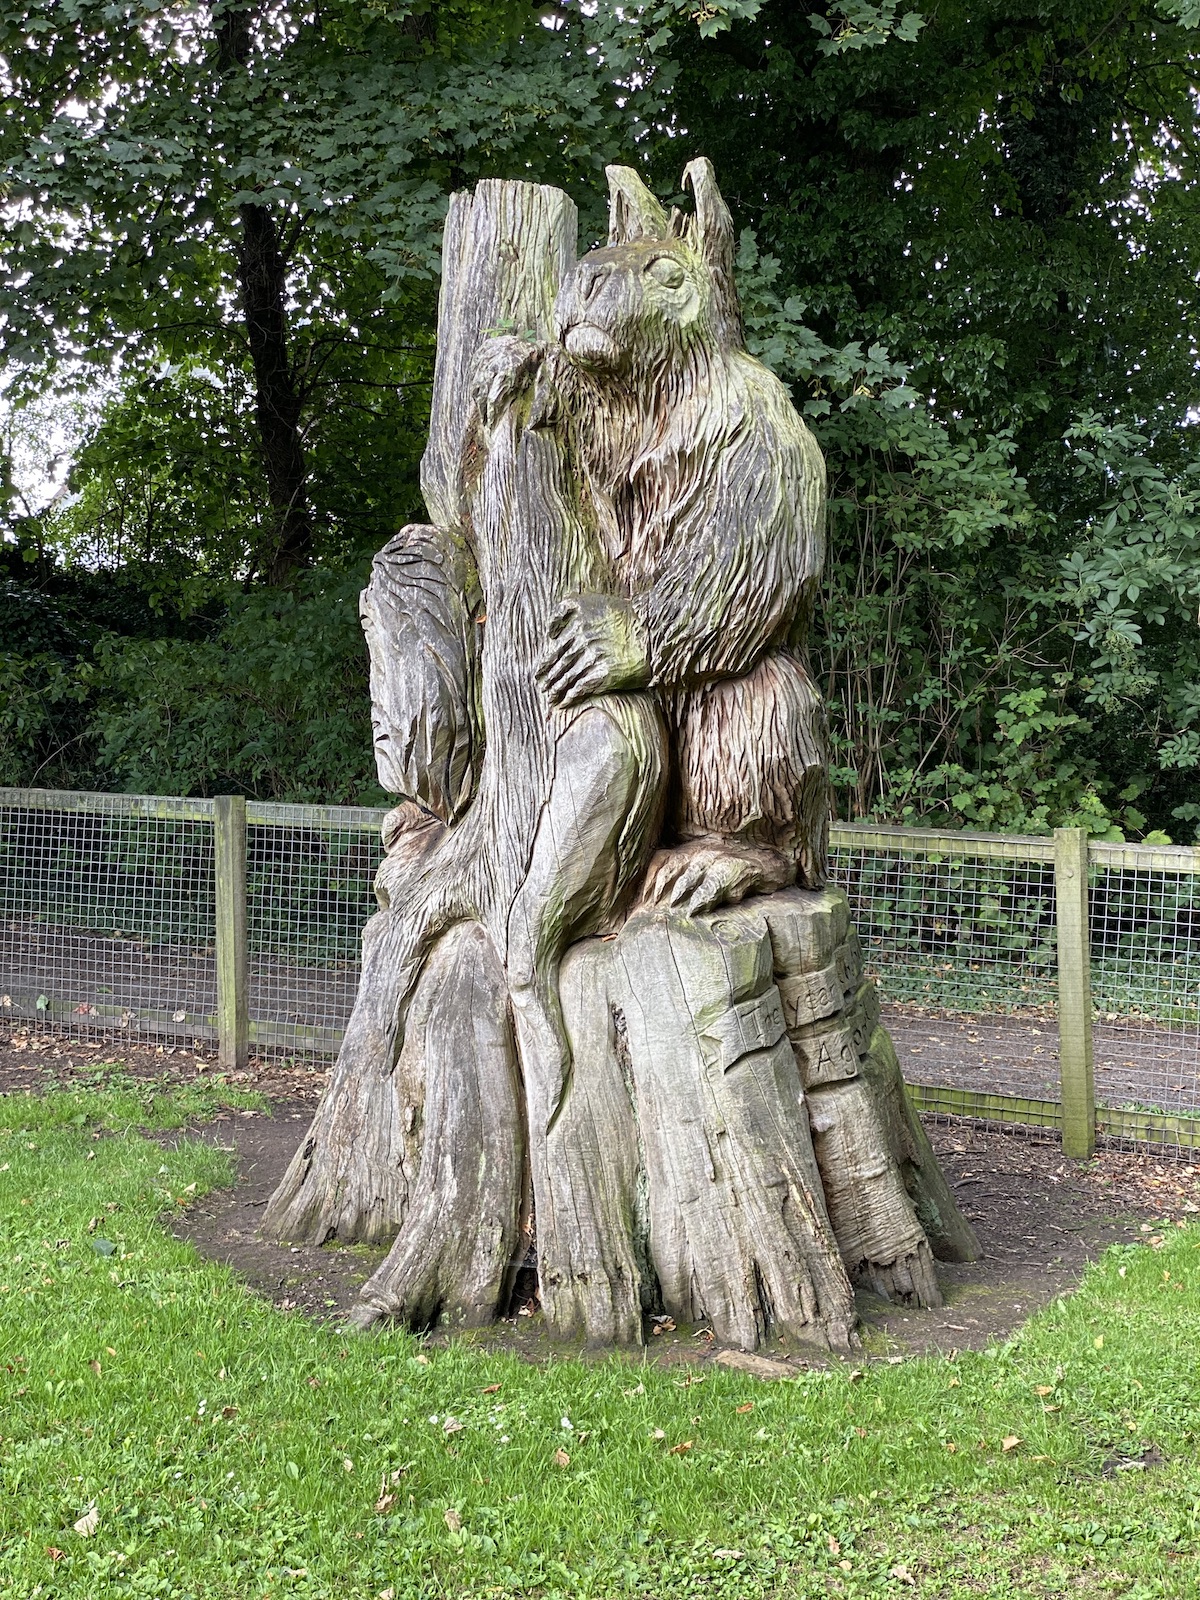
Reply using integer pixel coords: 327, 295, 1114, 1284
334, 887, 977, 1352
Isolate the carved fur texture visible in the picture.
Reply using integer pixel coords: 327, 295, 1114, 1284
554, 158, 829, 881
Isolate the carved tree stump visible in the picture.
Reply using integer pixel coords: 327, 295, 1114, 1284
264, 165, 978, 1350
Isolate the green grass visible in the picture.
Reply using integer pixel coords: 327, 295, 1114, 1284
2, 1086, 1199, 1598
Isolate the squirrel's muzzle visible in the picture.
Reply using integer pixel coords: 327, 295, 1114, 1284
562, 322, 624, 372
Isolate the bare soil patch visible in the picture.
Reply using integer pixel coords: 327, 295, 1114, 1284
5, 1032, 1199, 1367
0, 1030, 329, 1104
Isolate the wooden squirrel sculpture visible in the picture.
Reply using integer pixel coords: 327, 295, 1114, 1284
265, 160, 830, 1263
367, 158, 829, 903
546, 157, 830, 906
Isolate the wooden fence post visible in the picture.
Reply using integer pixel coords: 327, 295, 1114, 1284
1055, 825, 1095, 1159
214, 795, 249, 1073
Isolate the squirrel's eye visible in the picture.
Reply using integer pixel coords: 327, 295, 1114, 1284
647, 257, 685, 289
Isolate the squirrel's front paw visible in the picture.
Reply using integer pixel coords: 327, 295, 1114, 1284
471, 336, 542, 427
641, 842, 791, 918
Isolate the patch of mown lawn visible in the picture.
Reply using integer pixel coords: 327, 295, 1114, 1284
1, 1086, 1198, 1599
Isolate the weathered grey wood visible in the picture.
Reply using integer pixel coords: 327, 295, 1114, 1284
360, 524, 481, 823
214, 794, 248, 1074
350, 922, 525, 1329
858, 1025, 981, 1263
265, 162, 974, 1352
552, 905, 858, 1350
421, 180, 577, 530
1056, 825, 1096, 1160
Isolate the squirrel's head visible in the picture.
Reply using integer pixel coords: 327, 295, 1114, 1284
555, 158, 743, 379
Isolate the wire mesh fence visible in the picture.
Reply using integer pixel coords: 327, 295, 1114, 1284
0, 789, 386, 1057
830, 827, 1062, 1132
1088, 841, 1200, 1148
244, 803, 386, 1057
0, 791, 217, 1046
2, 788, 1199, 1155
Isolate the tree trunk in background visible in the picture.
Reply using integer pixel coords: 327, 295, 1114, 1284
215, 2, 314, 585
236, 199, 314, 583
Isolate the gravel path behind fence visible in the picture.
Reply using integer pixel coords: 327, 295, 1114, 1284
3, 919, 1199, 1122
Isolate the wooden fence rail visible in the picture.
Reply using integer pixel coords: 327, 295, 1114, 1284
4, 789, 1200, 1157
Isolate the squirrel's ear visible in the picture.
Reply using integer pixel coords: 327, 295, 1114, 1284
681, 157, 743, 349
606, 165, 669, 245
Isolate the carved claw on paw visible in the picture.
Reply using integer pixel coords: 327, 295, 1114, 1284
641, 843, 792, 917
535, 593, 650, 708
471, 336, 542, 427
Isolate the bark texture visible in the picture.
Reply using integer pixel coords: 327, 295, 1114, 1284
264, 163, 977, 1349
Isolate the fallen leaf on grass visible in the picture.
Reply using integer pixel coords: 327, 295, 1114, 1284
1094, 1335, 1105, 1349
735, 1403, 754, 1414
45, 1547, 63, 1562
650, 1428, 666, 1441
668, 1440, 694, 1455
481, 1383, 501, 1394
712, 1549, 743, 1560
73, 1505, 99, 1538
442, 1417, 463, 1435
88, 1359, 101, 1377
413, 1353, 430, 1365
622, 1383, 645, 1398
1034, 1385, 1054, 1397
553, 1448, 570, 1468
827, 1537, 841, 1555
1001, 1435, 1021, 1452
221, 1405, 238, 1419
890, 1564, 916, 1586
443, 1508, 462, 1533
374, 1478, 396, 1515
378, 1589, 395, 1600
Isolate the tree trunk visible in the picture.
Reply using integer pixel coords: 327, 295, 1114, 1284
263, 170, 978, 1352
237, 199, 314, 584
215, 2, 313, 585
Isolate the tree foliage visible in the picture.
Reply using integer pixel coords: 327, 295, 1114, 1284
2, 0, 1199, 835
655, 0, 1200, 836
